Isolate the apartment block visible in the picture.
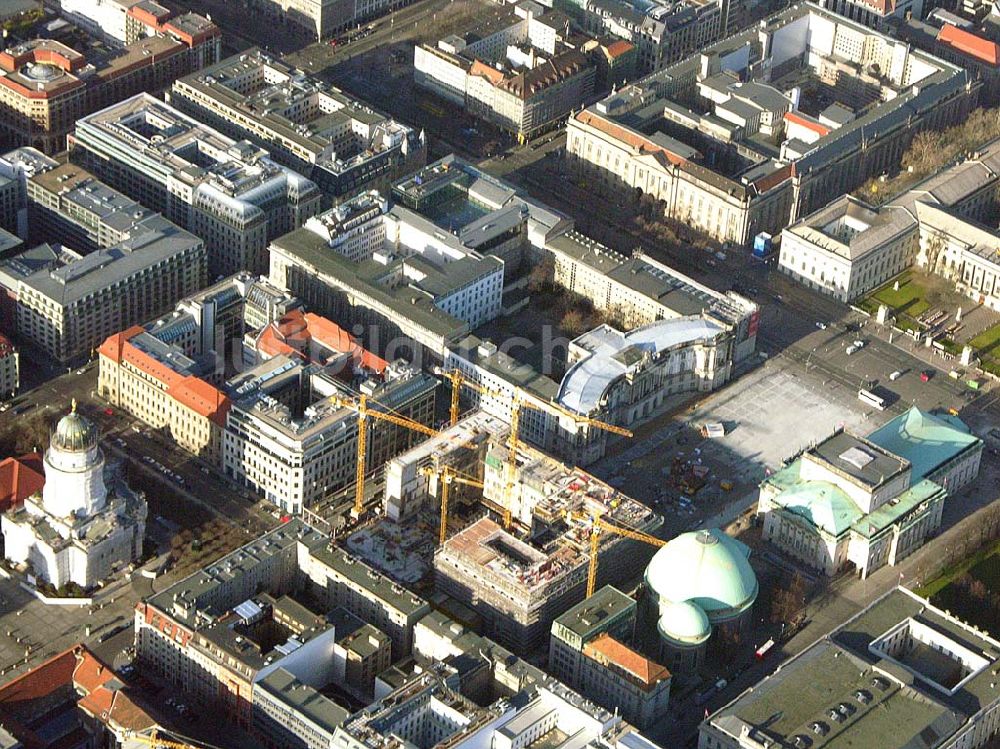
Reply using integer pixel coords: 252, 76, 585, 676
0, 220, 206, 362
567, 3, 977, 245
70, 93, 322, 277
168, 49, 426, 202
414, 4, 597, 137
0, 9, 220, 155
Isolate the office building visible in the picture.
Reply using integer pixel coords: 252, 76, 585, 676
434, 441, 662, 652
758, 407, 982, 578
70, 93, 322, 277
59, 0, 220, 55
383, 409, 507, 522
897, 19, 1000, 104
700, 587, 1000, 749
567, 3, 977, 245
268, 195, 504, 357
394, 153, 574, 253
0, 219, 206, 362
393, 156, 530, 276
22, 159, 164, 253
440, 225, 757, 465
0, 10, 220, 155
414, 4, 597, 137
98, 325, 231, 464
169, 49, 426, 202
780, 135, 1000, 308
645, 528, 758, 675
2, 405, 146, 588
224, 352, 437, 515
0, 146, 59, 238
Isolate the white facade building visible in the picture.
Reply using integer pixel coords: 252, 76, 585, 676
2, 404, 146, 589
779, 196, 917, 302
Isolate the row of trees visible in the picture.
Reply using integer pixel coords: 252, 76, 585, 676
527, 257, 627, 335
859, 107, 1000, 205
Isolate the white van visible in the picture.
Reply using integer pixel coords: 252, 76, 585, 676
889, 370, 903, 381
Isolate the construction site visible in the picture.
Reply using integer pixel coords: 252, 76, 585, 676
430, 437, 663, 654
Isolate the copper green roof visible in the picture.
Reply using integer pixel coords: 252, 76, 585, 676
768, 461, 864, 537
866, 406, 981, 486
645, 528, 758, 622
657, 601, 711, 646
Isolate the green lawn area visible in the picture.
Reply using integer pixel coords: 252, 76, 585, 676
868, 273, 932, 318
917, 539, 1000, 599
969, 322, 1000, 355
969, 322, 1000, 376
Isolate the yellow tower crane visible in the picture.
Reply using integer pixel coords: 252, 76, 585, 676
331, 394, 439, 518
435, 368, 633, 528
419, 463, 484, 544
567, 511, 668, 598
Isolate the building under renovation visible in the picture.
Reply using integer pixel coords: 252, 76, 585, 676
433, 442, 662, 653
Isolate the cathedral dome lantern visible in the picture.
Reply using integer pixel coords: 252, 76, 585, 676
51, 400, 98, 453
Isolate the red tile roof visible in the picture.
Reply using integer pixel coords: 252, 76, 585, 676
0, 649, 79, 749
73, 649, 116, 719
575, 110, 689, 167
783, 111, 831, 137
0, 453, 44, 512
938, 24, 1000, 66
751, 162, 795, 194
583, 633, 670, 690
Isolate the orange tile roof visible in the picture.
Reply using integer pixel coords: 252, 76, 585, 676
258, 310, 388, 375
575, 110, 688, 167
938, 24, 1000, 66
73, 649, 116, 718
605, 40, 635, 59
303, 313, 388, 374
469, 60, 506, 87
0, 453, 44, 512
583, 633, 670, 690
166, 376, 230, 425
784, 111, 831, 137
97, 326, 144, 365
102, 327, 230, 422
107, 691, 155, 733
